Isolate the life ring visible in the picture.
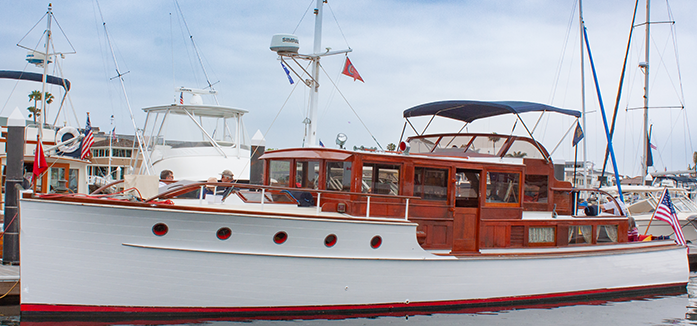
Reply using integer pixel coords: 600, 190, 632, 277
56, 126, 81, 153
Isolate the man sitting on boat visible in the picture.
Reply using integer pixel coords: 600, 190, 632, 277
217, 169, 237, 199
602, 196, 629, 216
159, 170, 174, 190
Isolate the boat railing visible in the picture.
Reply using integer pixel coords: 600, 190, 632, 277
552, 187, 629, 217
156, 181, 419, 220
93, 179, 418, 220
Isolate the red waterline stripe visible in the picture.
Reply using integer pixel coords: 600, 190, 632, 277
21, 282, 687, 314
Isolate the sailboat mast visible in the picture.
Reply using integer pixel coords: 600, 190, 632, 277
39, 4, 53, 128
306, 0, 324, 147
579, 0, 587, 188
641, 0, 651, 183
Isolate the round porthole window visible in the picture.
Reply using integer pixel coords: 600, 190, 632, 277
370, 235, 382, 249
152, 223, 168, 236
324, 234, 337, 247
217, 227, 232, 240
273, 231, 288, 244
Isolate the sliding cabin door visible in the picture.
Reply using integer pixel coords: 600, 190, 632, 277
451, 169, 481, 254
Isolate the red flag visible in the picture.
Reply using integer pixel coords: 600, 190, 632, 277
33, 141, 48, 181
342, 57, 364, 82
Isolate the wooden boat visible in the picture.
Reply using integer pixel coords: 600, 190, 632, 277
18, 100, 688, 319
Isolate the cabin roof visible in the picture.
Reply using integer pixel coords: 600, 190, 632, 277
403, 100, 581, 123
259, 147, 524, 167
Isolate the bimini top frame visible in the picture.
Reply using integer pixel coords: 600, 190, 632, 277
402, 100, 581, 163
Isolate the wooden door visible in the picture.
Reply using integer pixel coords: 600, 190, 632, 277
451, 169, 481, 254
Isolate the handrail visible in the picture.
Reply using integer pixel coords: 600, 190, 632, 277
551, 187, 627, 217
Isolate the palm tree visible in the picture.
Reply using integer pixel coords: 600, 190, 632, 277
27, 91, 53, 124
488, 133, 502, 155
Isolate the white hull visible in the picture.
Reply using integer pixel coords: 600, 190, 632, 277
635, 213, 697, 242
19, 198, 688, 316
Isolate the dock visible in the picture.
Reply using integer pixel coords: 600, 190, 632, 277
0, 265, 19, 304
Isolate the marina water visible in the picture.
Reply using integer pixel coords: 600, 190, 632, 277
0, 272, 695, 325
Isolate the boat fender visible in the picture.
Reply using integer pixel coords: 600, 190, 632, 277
56, 126, 81, 153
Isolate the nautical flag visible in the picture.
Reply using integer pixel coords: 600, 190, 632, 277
80, 113, 94, 160
280, 61, 294, 84
572, 121, 584, 146
319, 140, 325, 148
179, 92, 184, 104
646, 133, 654, 167
32, 140, 48, 181
342, 57, 364, 82
653, 188, 686, 246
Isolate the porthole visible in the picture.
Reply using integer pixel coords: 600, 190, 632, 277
273, 231, 288, 244
324, 234, 337, 247
370, 235, 382, 249
152, 223, 168, 236
217, 227, 232, 240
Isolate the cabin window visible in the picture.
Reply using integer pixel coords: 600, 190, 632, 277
568, 225, 592, 244
112, 148, 132, 158
597, 225, 618, 243
362, 163, 400, 195
455, 169, 480, 207
524, 175, 548, 203
68, 168, 78, 193
49, 167, 67, 193
503, 139, 545, 159
486, 172, 520, 204
529, 227, 555, 244
414, 167, 448, 201
326, 161, 352, 191
296, 160, 320, 189
269, 160, 291, 187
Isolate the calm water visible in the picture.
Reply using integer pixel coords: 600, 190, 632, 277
2, 273, 697, 325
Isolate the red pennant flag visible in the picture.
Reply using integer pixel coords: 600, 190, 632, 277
342, 57, 364, 82
33, 141, 48, 181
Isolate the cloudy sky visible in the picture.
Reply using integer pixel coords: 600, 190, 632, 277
0, 0, 695, 177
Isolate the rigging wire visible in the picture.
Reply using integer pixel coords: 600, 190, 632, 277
173, 0, 220, 104
319, 63, 382, 150
293, 0, 316, 35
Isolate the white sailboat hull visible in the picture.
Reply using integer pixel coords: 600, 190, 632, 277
19, 198, 688, 317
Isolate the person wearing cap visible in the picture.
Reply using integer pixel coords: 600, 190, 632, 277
217, 169, 236, 198
220, 170, 234, 183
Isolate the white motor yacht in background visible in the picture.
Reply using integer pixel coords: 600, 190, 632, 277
138, 87, 251, 182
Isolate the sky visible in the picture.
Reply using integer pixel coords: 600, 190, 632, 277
0, 0, 695, 178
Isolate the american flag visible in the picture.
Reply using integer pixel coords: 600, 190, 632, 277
653, 188, 686, 246
80, 113, 94, 160
180, 92, 184, 104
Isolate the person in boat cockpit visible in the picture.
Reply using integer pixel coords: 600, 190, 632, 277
217, 169, 237, 199
159, 170, 174, 188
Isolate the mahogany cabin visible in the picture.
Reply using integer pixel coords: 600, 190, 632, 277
260, 134, 628, 254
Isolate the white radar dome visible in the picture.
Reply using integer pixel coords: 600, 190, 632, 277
270, 34, 300, 54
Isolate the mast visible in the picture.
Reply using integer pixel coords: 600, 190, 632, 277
641, 0, 651, 183
271, 0, 352, 148
39, 4, 53, 128
306, 0, 324, 147
579, 0, 587, 188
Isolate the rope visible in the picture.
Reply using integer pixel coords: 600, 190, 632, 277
0, 282, 18, 300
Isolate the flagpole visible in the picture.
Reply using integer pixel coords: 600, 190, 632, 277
643, 187, 666, 236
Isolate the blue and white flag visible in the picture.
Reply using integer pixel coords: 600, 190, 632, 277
572, 121, 584, 147
281, 61, 294, 84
